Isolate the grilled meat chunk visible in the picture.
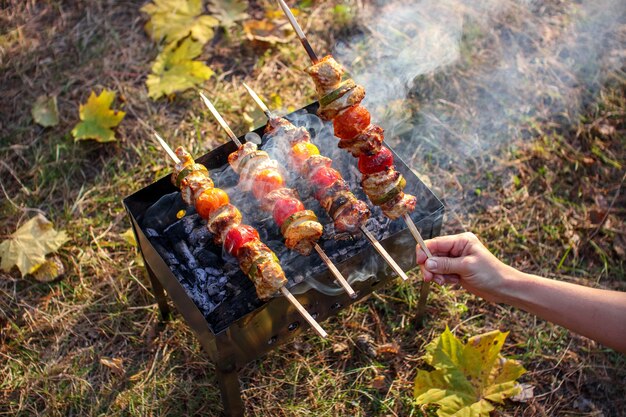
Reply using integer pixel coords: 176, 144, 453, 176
260, 187, 299, 212
237, 240, 287, 300
338, 124, 384, 157
318, 84, 366, 120
305, 55, 345, 95
361, 168, 402, 197
282, 210, 323, 256
333, 198, 370, 234
380, 193, 417, 220
302, 155, 333, 177
206, 203, 242, 245
179, 171, 213, 206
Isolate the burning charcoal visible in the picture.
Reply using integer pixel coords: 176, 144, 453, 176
173, 240, 198, 270
192, 268, 207, 285
193, 247, 220, 268
163, 214, 198, 239
152, 241, 180, 266
204, 266, 222, 276
188, 225, 211, 247
207, 283, 220, 296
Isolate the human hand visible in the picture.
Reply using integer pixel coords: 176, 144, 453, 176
415, 232, 512, 303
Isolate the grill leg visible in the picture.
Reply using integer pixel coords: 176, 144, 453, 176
415, 281, 431, 328
146, 262, 171, 321
216, 366, 244, 417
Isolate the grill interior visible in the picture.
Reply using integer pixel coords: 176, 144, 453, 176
123, 102, 444, 415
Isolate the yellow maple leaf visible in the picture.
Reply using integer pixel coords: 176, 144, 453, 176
414, 327, 526, 417
0, 214, 69, 277
141, 0, 219, 44
146, 38, 214, 100
71, 90, 126, 143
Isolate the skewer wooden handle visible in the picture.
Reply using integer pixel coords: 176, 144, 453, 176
315, 244, 357, 299
360, 226, 409, 281
280, 286, 327, 338
403, 213, 433, 258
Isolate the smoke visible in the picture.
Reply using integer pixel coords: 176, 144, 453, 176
334, 0, 625, 161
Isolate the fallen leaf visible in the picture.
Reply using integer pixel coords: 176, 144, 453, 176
243, 20, 293, 45
414, 327, 526, 417
332, 342, 349, 353
71, 90, 125, 142
146, 38, 214, 100
121, 228, 137, 247
100, 357, 125, 377
31, 256, 65, 282
371, 375, 387, 391
31, 95, 59, 127
208, 0, 249, 28
377, 342, 399, 357
264, 6, 300, 21
0, 214, 69, 277
142, 0, 219, 44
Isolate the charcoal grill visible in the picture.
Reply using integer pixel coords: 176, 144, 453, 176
123, 103, 444, 416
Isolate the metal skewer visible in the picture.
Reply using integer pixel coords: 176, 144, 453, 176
153, 131, 328, 338
275, 2, 433, 260
199, 92, 357, 298
277, 0, 318, 63
243, 83, 408, 281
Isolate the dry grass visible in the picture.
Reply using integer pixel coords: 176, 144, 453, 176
1, 0, 625, 416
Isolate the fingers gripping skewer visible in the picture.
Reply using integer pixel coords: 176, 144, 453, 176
243, 84, 409, 282
199, 92, 356, 298
153, 132, 327, 338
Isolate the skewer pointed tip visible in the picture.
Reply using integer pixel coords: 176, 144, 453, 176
198, 92, 242, 147
153, 132, 180, 164
242, 83, 272, 119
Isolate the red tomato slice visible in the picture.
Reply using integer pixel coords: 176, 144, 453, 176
333, 105, 371, 140
273, 197, 305, 226
224, 225, 259, 257
357, 147, 394, 174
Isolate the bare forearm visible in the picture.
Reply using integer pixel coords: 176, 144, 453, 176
499, 267, 626, 354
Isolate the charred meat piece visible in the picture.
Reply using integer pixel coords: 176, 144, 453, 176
237, 240, 287, 300
206, 203, 242, 245
361, 168, 402, 198
265, 118, 310, 145
305, 55, 345, 95
380, 193, 417, 220
333, 198, 370, 234
338, 124, 384, 157
228, 142, 258, 172
260, 187, 299, 212
318, 84, 366, 120
302, 155, 333, 177
179, 171, 214, 206
281, 210, 323, 256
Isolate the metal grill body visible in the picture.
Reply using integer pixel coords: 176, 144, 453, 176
124, 103, 444, 416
